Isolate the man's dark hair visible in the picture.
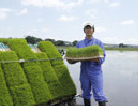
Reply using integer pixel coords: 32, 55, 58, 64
84, 25, 94, 32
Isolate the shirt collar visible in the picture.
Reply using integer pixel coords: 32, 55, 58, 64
85, 36, 94, 42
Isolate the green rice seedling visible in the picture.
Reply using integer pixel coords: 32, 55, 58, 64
38, 41, 76, 96
0, 38, 10, 44
39, 41, 64, 66
24, 66, 51, 104
0, 64, 13, 106
0, 51, 35, 106
1, 39, 76, 104
10, 84, 35, 106
0, 51, 28, 86
7, 39, 37, 60
53, 65, 76, 96
65, 46, 103, 58
7, 39, 51, 105
36, 52, 64, 99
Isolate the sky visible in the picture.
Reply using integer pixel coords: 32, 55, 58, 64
0, 0, 138, 44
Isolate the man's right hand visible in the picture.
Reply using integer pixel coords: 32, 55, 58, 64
90, 58, 100, 63
67, 59, 74, 64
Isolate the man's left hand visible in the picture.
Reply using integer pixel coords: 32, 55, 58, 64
91, 58, 100, 63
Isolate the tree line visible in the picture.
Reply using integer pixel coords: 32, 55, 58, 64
25, 36, 78, 46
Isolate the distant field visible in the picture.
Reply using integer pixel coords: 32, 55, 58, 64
56, 46, 138, 51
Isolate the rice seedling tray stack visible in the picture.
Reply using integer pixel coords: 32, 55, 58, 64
0, 51, 35, 106
0, 38, 76, 106
39, 41, 76, 97
0, 64, 13, 106
7, 39, 51, 105
36, 52, 65, 100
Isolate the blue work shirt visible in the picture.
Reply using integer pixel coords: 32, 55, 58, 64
75, 37, 106, 76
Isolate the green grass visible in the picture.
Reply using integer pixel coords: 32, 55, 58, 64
65, 46, 103, 58
39, 41, 76, 97
7, 39, 51, 105
105, 47, 138, 51
0, 64, 13, 106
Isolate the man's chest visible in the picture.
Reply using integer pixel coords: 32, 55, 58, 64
78, 40, 99, 48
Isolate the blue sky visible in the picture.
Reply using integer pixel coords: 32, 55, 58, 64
0, 0, 138, 44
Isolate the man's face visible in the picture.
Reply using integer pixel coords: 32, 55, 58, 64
84, 25, 94, 36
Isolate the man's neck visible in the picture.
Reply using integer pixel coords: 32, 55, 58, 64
85, 35, 93, 40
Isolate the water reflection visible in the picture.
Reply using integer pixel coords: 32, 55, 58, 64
64, 50, 138, 106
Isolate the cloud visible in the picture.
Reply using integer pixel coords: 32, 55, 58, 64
109, 3, 120, 7
21, 27, 48, 37
21, 0, 64, 7
41, 28, 48, 33
22, 28, 39, 36
0, 8, 13, 20
58, 15, 77, 22
104, 0, 109, 3
37, 18, 43, 23
21, 0, 83, 10
85, 9, 99, 20
63, 0, 83, 9
120, 20, 134, 25
89, 0, 99, 3
17, 8, 28, 15
95, 27, 107, 33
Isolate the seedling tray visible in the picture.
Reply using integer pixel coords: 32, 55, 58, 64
65, 55, 104, 62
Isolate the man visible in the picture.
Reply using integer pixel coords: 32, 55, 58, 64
68, 23, 107, 106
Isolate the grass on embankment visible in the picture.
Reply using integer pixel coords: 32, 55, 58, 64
105, 47, 138, 51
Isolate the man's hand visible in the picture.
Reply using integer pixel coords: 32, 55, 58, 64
91, 58, 100, 63
67, 59, 74, 64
